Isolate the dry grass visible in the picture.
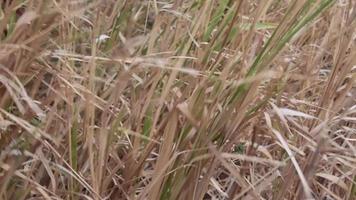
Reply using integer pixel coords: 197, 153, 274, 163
0, 0, 355, 199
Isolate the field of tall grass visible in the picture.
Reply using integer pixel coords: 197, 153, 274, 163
0, 0, 355, 199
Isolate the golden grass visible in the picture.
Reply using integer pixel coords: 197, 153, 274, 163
0, 0, 355, 199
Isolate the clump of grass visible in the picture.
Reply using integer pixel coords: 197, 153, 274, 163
0, 0, 355, 199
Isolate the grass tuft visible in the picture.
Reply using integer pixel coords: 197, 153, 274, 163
0, 0, 355, 199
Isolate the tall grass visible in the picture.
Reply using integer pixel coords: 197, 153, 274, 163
0, 0, 355, 199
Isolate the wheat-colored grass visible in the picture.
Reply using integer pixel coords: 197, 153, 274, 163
0, 0, 355, 199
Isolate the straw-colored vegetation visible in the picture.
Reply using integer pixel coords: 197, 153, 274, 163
0, 0, 355, 199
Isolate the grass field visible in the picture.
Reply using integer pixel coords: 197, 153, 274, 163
0, 0, 355, 199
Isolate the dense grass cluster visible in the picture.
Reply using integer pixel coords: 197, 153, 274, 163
0, 0, 355, 199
